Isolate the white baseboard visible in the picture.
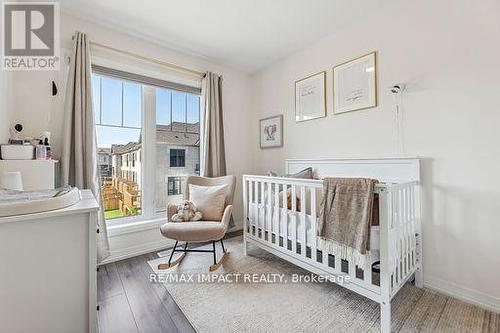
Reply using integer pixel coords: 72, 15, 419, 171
99, 238, 175, 265
100, 221, 243, 266
424, 275, 500, 314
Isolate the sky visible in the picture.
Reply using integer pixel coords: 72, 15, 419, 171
92, 75, 200, 148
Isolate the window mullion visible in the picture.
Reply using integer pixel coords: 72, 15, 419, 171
121, 82, 124, 127
142, 85, 156, 218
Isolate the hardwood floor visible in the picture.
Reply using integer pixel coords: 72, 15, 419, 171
97, 232, 500, 333
97, 231, 243, 333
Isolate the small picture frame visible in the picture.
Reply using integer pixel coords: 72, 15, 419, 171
260, 115, 283, 149
333, 52, 377, 114
295, 71, 326, 122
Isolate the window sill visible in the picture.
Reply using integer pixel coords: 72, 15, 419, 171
107, 216, 167, 238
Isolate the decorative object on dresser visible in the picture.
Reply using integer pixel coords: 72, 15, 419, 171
259, 114, 283, 148
295, 71, 326, 122
333, 52, 377, 114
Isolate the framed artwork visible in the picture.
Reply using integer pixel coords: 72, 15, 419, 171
333, 52, 377, 114
295, 71, 326, 122
260, 115, 283, 149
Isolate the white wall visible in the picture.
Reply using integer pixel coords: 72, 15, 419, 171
250, 0, 500, 311
7, 11, 253, 259
0, 70, 10, 144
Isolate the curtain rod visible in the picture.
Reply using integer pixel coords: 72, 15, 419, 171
88, 40, 206, 78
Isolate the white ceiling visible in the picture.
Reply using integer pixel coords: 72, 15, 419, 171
58, 0, 390, 73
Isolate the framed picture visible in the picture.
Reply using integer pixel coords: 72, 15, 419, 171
260, 115, 283, 149
295, 71, 326, 122
333, 52, 377, 114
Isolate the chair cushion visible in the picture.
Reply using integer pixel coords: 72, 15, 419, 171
160, 221, 225, 242
189, 184, 227, 221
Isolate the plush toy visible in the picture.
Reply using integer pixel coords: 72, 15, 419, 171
171, 200, 203, 222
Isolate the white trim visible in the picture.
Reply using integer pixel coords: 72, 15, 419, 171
107, 217, 166, 237
424, 275, 500, 314
102, 220, 243, 265
99, 238, 175, 265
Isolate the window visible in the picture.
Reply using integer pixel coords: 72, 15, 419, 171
92, 67, 201, 223
155, 88, 200, 212
167, 177, 183, 196
93, 74, 142, 220
170, 149, 185, 167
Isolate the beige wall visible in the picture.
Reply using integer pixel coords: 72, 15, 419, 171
250, 0, 500, 309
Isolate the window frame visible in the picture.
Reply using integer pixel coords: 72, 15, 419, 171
92, 66, 201, 227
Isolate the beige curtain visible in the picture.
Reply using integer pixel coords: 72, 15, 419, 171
200, 72, 233, 227
61, 31, 110, 262
200, 72, 227, 177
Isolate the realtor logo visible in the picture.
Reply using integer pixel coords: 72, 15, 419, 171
2, 2, 59, 70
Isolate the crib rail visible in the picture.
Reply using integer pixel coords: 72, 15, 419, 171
242, 175, 422, 299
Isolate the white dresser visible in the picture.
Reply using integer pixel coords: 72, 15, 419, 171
0, 190, 99, 333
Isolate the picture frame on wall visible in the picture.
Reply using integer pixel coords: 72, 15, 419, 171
260, 115, 283, 149
295, 71, 326, 122
333, 51, 377, 114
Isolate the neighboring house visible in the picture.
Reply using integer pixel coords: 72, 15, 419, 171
111, 142, 142, 185
155, 122, 200, 211
97, 148, 112, 178
98, 121, 200, 215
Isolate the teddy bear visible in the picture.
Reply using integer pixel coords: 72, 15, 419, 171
171, 200, 203, 222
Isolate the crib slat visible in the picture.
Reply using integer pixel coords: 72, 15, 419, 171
334, 249, 341, 272
282, 184, 288, 249
291, 184, 297, 254
254, 181, 259, 237
261, 181, 265, 240
401, 188, 407, 277
405, 187, 411, 273
267, 182, 272, 242
310, 187, 317, 262
398, 189, 404, 283
248, 180, 253, 234
300, 186, 306, 257
410, 185, 416, 268
274, 182, 280, 246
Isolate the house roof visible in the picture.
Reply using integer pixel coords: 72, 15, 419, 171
111, 122, 200, 155
156, 122, 199, 146
111, 142, 141, 155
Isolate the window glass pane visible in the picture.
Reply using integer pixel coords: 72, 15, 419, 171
172, 91, 186, 131
94, 75, 142, 221
101, 77, 123, 126
123, 82, 141, 128
186, 94, 200, 127
156, 91, 200, 213
92, 75, 101, 124
156, 88, 171, 126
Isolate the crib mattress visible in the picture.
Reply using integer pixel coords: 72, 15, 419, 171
248, 203, 380, 261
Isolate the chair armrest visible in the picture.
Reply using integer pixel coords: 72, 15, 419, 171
166, 203, 178, 222
220, 205, 233, 231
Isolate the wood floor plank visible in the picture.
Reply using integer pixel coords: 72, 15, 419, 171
144, 252, 196, 333
398, 290, 448, 332
116, 255, 179, 333
98, 293, 138, 333
98, 263, 124, 303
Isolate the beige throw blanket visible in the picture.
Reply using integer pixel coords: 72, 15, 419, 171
318, 178, 378, 267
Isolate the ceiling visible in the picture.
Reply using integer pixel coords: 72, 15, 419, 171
57, 0, 390, 73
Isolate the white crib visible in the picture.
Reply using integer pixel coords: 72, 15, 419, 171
242, 158, 423, 333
